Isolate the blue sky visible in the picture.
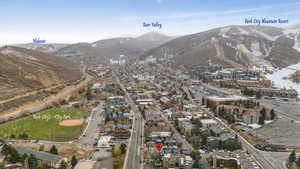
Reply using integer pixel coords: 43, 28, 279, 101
1, 0, 300, 43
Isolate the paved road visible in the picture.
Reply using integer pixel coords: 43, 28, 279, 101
113, 70, 143, 169
77, 101, 105, 146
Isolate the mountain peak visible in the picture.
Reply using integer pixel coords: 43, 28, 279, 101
136, 32, 172, 42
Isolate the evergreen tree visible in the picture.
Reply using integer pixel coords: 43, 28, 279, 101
258, 108, 266, 125
27, 154, 38, 169
296, 156, 300, 167
258, 115, 264, 125
289, 150, 296, 163
2, 144, 21, 163
256, 91, 262, 99
120, 143, 127, 154
71, 155, 78, 168
49, 145, 58, 155
192, 159, 204, 169
270, 109, 275, 120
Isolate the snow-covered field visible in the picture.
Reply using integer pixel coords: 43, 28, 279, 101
266, 62, 300, 95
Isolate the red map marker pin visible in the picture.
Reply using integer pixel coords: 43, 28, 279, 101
155, 144, 163, 152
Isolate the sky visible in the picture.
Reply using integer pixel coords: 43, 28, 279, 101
0, 0, 300, 44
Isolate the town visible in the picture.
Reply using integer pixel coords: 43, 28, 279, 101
1, 54, 300, 169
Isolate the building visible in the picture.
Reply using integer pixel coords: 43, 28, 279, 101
17, 149, 66, 168
97, 136, 112, 148
200, 119, 217, 128
242, 110, 260, 124
242, 87, 298, 98
211, 79, 272, 89
203, 95, 248, 108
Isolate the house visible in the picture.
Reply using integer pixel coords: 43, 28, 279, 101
209, 125, 226, 137
17, 149, 66, 168
242, 110, 259, 124
183, 104, 198, 112
179, 121, 194, 137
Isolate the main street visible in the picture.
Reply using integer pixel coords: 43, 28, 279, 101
112, 70, 144, 169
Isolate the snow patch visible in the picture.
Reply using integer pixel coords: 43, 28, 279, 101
265, 120, 273, 124
237, 43, 272, 69
262, 42, 272, 57
237, 27, 249, 35
248, 123, 262, 129
267, 62, 300, 96
91, 43, 97, 48
250, 42, 262, 56
222, 34, 230, 38
255, 30, 280, 41
293, 33, 300, 53
0, 48, 38, 60
219, 27, 231, 35
219, 27, 231, 38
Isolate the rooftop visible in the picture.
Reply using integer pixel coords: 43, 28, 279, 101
18, 149, 63, 164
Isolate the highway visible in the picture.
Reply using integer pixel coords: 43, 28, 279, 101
113, 70, 144, 169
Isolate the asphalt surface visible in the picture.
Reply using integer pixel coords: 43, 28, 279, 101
113, 71, 143, 169
77, 101, 105, 146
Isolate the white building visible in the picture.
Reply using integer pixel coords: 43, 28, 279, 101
97, 136, 112, 148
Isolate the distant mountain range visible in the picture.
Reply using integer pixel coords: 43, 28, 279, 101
12, 26, 300, 69
14, 43, 69, 53
141, 25, 300, 69
53, 32, 173, 64
0, 46, 82, 100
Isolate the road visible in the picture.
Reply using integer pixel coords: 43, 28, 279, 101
112, 70, 143, 169
77, 101, 105, 146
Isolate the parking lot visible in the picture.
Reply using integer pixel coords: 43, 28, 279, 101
256, 118, 300, 146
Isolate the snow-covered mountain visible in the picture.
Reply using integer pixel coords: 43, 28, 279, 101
53, 32, 173, 64
141, 25, 300, 70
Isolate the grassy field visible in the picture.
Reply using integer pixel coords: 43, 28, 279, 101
0, 108, 89, 141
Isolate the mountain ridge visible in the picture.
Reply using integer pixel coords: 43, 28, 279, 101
140, 25, 300, 69
0, 46, 82, 100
